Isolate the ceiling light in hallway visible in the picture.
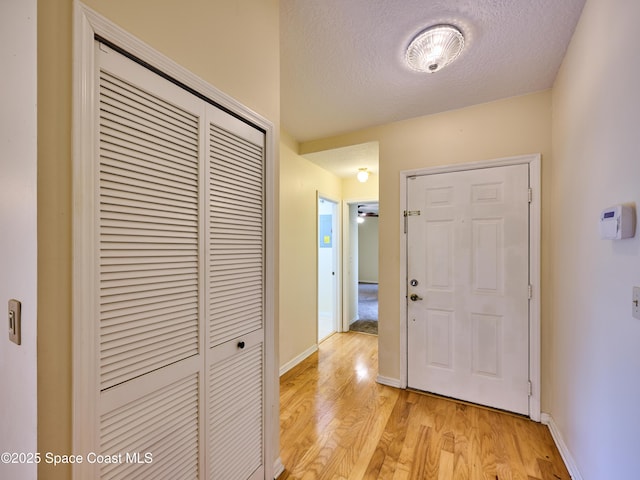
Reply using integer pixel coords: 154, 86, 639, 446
357, 168, 370, 182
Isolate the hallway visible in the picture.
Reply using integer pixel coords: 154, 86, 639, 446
279, 332, 569, 479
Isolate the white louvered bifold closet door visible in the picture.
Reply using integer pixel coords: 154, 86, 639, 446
94, 42, 266, 480
207, 107, 266, 480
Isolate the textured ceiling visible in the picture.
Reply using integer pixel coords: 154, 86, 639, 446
281, 0, 586, 145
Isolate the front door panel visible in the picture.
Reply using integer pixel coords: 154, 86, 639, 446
407, 164, 530, 415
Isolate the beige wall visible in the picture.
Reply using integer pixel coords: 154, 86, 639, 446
550, 0, 640, 477
279, 131, 342, 369
37, 1, 280, 478
342, 172, 379, 200
37, 2, 73, 478
301, 90, 552, 400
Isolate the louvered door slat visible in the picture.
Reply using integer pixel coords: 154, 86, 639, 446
100, 122, 198, 162
100, 74, 198, 133
211, 141, 262, 169
211, 175, 262, 196
102, 160, 198, 192
101, 194, 197, 216
101, 112, 198, 156
212, 153, 262, 172
101, 130, 198, 168
100, 278, 196, 297
101, 169, 198, 198
101, 288, 195, 311
101, 139, 198, 175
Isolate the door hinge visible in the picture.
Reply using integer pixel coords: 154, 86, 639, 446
528, 188, 533, 203
528, 380, 533, 397
528, 284, 533, 299
403, 210, 421, 234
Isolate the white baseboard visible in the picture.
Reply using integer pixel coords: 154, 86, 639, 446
376, 375, 402, 388
273, 457, 285, 479
279, 344, 318, 377
541, 413, 583, 480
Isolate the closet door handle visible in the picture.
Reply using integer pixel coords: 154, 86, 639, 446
237, 341, 245, 349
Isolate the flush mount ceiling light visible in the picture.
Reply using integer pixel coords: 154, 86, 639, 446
405, 24, 465, 73
357, 168, 369, 183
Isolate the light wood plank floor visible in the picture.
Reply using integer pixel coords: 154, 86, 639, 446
279, 332, 570, 480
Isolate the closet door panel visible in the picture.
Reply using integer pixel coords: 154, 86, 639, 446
207, 106, 266, 480
208, 114, 265, 348
98, 54, 204, 391
208, 336, 264, 480
99, 373, 200, 480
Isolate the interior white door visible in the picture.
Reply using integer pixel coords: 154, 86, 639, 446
406, 164, 530, 415
318, 197, 338, 341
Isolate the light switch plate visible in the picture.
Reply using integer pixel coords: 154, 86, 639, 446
633, 287, 640, 320
8, 299, 21, 345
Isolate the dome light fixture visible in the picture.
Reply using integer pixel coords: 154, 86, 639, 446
356, 168, 370, 183
405, 24, 465, 73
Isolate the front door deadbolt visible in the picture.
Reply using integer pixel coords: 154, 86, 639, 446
410, 279, 418, 286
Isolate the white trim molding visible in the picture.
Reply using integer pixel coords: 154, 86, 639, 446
399, 154, 541, 421
279, 344, 318, 377
376, 375, 402, 388
272, 457, 285, 479
541, 413, 584, 480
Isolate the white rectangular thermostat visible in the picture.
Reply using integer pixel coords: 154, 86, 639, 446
600, 204, 636, 239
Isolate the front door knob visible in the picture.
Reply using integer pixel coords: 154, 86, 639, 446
410, 293, 423, 301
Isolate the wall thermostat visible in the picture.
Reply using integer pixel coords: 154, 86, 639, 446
600, 204, 636, 240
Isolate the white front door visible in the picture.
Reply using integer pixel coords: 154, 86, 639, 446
406, 164, 530, 415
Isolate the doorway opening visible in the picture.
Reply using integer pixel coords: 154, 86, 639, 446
345, 202, 379, 335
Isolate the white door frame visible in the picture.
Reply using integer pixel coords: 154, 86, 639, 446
399, 154, 541, 421
317, 193, 341, 339
341, 197, 378, 332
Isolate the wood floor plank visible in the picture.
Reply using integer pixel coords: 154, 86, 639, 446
361, 390, 412, 479
279, 332, 569, 480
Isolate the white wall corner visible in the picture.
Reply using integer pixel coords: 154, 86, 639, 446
540, 413, 584, 480
376, 375, 402, 388
279, 344, 318, 377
